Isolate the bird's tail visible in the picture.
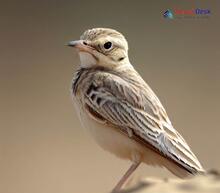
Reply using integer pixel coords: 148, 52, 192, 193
164, 158, 206, 178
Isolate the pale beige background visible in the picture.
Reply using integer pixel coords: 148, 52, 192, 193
0, 1, 220, 193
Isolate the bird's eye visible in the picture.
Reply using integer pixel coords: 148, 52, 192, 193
103, 41, 112, 49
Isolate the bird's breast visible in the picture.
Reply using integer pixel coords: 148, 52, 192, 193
73, 96, 143, 163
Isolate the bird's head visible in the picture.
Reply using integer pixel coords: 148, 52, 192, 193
68, 28, 130, 68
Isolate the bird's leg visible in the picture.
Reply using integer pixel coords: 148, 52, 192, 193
111, 161, 140, 193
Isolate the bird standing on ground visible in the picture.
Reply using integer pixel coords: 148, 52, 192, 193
67, 28, 205, 192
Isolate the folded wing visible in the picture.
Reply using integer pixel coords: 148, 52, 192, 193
84, 71, 204, 174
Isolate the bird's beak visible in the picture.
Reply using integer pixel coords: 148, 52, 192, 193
67, 40, 82, 47
67, 40, 93, 53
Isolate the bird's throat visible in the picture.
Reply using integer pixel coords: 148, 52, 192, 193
79, 52, 97, 68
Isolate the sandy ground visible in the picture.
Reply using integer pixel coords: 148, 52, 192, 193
118, 170, 220, 193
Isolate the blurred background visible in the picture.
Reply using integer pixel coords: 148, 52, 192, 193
0, 0, 220, 193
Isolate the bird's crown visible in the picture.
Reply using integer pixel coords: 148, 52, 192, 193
80, 28, 128, 51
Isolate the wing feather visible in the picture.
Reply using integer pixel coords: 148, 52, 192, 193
84, 70, 204, 174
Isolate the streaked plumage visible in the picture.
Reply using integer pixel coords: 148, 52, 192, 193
68, 28, 205, 191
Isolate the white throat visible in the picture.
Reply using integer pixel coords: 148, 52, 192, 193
79, 52, 96, 67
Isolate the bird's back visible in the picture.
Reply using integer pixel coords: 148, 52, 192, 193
71, 65, 205, 177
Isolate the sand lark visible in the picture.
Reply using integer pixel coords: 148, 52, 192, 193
67, 28, 205, 192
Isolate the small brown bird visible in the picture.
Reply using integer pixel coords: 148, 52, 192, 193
68, 28, 205, 192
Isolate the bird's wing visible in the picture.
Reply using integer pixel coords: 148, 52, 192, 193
83, 71, 204, 174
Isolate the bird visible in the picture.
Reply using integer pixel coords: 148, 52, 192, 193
67, 28, 205, 192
